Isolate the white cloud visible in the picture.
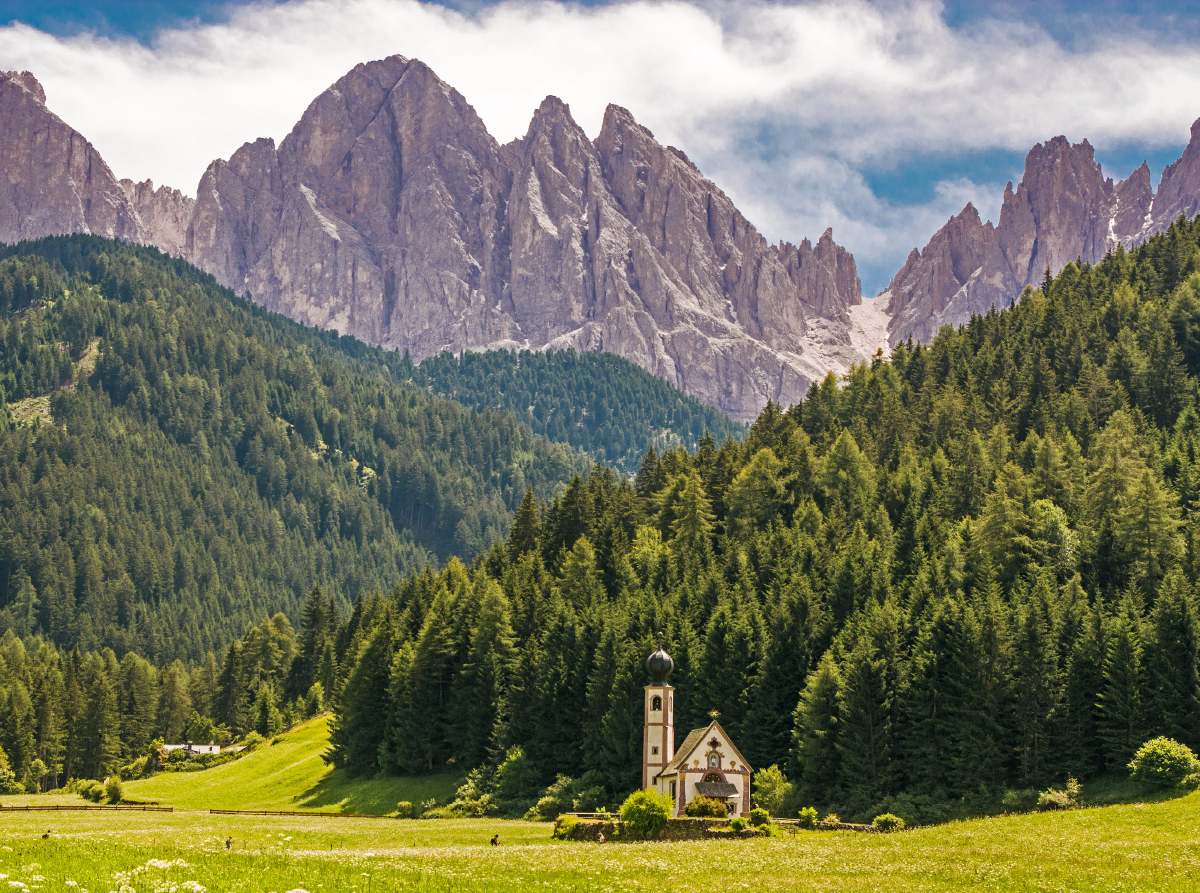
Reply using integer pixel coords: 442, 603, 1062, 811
2, 0, 1199, 292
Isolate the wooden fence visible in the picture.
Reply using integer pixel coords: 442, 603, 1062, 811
0, 804, 173, 812
208, 809, 386, 819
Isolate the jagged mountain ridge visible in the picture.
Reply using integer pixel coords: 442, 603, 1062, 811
0, 63, 863, 421
883, 123, 1200, 345
183, 57, 863, 420
0, 70, 194, 253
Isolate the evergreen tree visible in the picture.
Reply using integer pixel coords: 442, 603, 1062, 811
791, 653, 841, 806
1096, 600, 1145, 769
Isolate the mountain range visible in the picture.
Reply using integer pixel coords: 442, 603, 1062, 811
5, 61, 1200, 417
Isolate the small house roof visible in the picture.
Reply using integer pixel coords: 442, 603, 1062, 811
660, 720, 753, 775
694, 781, 739, 799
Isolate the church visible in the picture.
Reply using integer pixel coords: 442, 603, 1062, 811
642, 646, 752, 818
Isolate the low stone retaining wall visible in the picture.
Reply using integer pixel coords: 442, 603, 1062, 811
816, 820, 880, 832
554, 817, 768, 841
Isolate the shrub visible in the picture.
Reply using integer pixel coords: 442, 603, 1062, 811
572, 784, 608, 812
872, 813, 905, 832
729, 817, 748, 832
868, 792, 950, 827
684, 795, 728, 818
752, 764, 797, 816
1002, 788, 1037, 809
1037, 778, 1080, 810
0, 767, 22, 794
749, 807, 771, 828
395, 801, 417, 819
796, 806, 818, 829
77, 779, 105, 802
1128, 737, 1200, 789
551, 814, 579, 840
304, 682, 326, 717
118, 755, 149, 781
105, 777, 124, 804
496, 747, 540, 802
528, 796, 565, 821
619, 789, 674, 839
449, 793, 499, 817
241, 731, 265, 751
822, 813, 840, 825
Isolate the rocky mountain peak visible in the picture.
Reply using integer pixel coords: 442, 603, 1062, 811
2, 70, 44, 104
882, 129, 1177, 346
0, 58, 863, 419
1151, 116, 1200, 230
179, 60, 863, 418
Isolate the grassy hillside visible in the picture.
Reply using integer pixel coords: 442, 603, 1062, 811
123, 714, 460, 813
0, 788, 1196, 891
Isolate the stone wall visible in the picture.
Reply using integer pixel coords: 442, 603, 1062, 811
553, 816, 763, 841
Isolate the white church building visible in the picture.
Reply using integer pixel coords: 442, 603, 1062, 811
642, 646, 752, 818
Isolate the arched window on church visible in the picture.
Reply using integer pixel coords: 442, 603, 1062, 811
651, 695, 662, 711
703, 772, 723, 784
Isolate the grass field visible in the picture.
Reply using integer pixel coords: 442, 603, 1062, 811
2, 717, 1196, 890
1, 790, 1198, 892
122, 714, 462, 813
0, 715, 461, 815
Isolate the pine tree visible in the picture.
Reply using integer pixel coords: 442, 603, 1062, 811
791, 652, 841, 806
455, 578, 515, 767
329, 613, 396, 774
1010, 590, 1059, 786
1096, 600, 1145, 769
157, 661, 191, 743
508, 489, 543, 560
836, 607, 899, 807
213, 643, 248, 735
1144, 573, 1200, 748
76, 660, 121, 780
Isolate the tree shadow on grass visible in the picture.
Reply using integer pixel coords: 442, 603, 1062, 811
294, 769, 463, 815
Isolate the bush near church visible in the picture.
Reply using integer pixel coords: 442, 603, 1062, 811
1128, 737, 1200, 789
683, 795, 728, 818
619, 789, 674, 839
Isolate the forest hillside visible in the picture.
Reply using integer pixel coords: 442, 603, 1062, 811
0, 236, 585, 661
322, 216, 1200, 822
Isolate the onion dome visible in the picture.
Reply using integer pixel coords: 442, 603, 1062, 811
646, 646, 674, 684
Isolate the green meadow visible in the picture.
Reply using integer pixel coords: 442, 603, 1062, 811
121, 715, 460, 814
1, 792, 1198, 892
2, 717, 1197, 891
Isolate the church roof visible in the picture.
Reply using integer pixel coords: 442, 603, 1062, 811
695, 781, 739, 799
660, 720, 753, 774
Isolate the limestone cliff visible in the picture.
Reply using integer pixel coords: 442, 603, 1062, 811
0, 70, 192, 256
884, 122, 1200, 346
187, 57, 863, 419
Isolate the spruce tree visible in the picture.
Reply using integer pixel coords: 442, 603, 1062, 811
1096, 600, 1145, 769
791, 652, 841, 807
1144, 573, 1200, 747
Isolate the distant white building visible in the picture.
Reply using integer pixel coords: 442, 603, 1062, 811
162, 742, 221, 756
642, 647, 752, 818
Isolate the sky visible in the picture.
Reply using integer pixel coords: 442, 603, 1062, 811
2, 0, 1200, 295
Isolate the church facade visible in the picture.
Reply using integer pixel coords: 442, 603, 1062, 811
642, 647, 752, 818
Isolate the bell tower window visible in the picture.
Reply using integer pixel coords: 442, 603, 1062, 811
651, 695, 662, 711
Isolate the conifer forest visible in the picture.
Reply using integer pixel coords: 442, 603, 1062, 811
4, 219, 1200, 821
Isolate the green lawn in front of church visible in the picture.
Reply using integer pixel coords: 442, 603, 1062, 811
2, 787, 1197, 891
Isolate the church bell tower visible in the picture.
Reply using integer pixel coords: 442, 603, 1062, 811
643, 646, 675, 790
